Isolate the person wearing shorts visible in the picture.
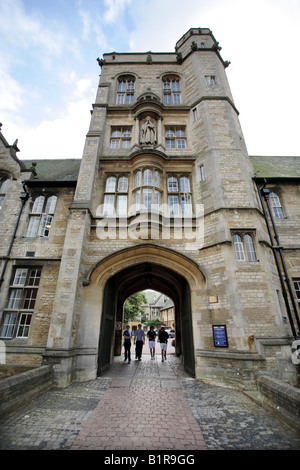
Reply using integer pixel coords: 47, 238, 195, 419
147, 325, 156, 359
158, 326, 169, 362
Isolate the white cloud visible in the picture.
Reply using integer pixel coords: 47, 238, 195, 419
1, 0, 299, 160
79, 9, 92, 40
0, 0, 65, 56
125, 0, 300, 156
104, 0, 132, 23
16, 99, 92, 160
0, 68, 24, 113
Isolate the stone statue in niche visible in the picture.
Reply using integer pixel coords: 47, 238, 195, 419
140, 116, 156, 145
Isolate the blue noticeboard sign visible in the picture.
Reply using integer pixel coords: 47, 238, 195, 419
212, 325, 228, 348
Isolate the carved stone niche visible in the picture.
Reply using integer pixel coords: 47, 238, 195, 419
136, 111, 162, 148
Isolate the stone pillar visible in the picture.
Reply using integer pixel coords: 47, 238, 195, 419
43, 209, 91, 387
44, 129, 102, 386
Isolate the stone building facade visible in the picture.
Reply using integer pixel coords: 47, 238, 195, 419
0, 28, 299, 390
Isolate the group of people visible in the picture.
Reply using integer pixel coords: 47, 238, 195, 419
123, 324, 169, 363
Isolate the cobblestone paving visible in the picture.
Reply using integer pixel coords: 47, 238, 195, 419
0, 379, 111, 450
181, 381, 300, 450
0, 352, 299, 451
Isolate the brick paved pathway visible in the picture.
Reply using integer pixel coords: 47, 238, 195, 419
71, 355, 206, 451
0, 344, 299, 451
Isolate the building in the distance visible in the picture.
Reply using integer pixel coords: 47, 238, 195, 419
0, 28, 299, 390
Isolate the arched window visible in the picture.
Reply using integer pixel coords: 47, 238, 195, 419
116, 76, 135, 104
244, 234, 257, 262
27, 195, 57, 237
105, 176, 116, 192
117, 176, 128, 193
270, 192, 284, 219
162, 76, 181, 104
133, 168, 162, 212
0, 176, 11, 210
167, 176, 178, 192
103, 175, 128, 215
233, 234, 245, 261
143, 169, 152, 186
233, 233, 257, 262
180, 176, 190, 193
167, 175, 192, 215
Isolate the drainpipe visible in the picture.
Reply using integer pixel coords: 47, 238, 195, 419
256, 180, 299, 339
0, 182, 30, 289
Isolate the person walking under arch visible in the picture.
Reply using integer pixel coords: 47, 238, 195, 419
134, 323, 145, 361
123, 324, 132, 363
158, 326, 169, 362
147, 325, 156, 359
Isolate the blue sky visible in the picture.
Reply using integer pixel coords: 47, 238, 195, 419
0, 0, 299, 160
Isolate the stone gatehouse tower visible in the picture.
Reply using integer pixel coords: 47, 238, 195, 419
1, 28, 299, 390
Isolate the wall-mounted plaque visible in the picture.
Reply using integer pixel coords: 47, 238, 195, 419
212, 324, 228, 348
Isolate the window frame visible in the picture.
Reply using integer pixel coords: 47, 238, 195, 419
0, 175, 11, 211
199, 165, 205, 182
110, 127, 132, 149
205, 75, 216, 86
0, 267, 41, 339
103, 175, 129, 216
162, 76, 181, 105
116, 76, 135, 105
133, 168, 162, 213
293, 280, 300, 303
233, 232, 257, 262
269, 192, 284, 219
165, 127, 186, 149
167, 175, 192, 216
26, 195, 57, 238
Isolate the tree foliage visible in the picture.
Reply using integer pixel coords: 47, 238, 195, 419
143, 319, 163, 327
124, 292, 147, 323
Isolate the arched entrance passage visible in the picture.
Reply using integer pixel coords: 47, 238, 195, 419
86, 245, 205, 378
98, 262, 193, 375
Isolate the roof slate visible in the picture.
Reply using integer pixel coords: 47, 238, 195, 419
22, 159, 81, 181
249, 156, 300, 179
20, 156, 300, 182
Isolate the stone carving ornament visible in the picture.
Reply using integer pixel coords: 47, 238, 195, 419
140, 116, 156, 145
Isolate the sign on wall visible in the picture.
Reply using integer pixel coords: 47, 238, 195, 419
212, 324, 228, 348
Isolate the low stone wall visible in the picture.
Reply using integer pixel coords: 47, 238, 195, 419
257, 375, 300, 432
0, 365, 54, 421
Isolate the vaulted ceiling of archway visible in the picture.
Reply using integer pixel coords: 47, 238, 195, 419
111, 262, 185, 305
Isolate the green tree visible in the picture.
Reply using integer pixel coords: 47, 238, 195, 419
124, 292, 147, 324
143, 319, 163, 327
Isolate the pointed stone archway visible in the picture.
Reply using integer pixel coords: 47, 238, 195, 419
77, 244, 205, 380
